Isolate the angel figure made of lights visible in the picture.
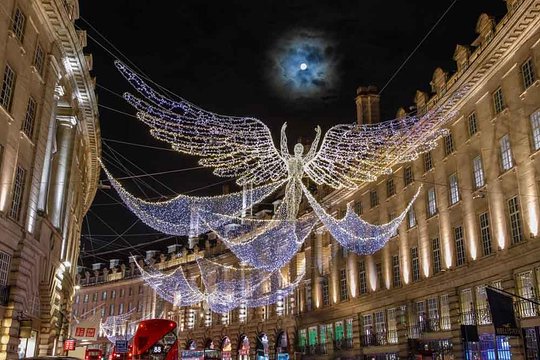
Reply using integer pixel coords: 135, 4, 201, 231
103, 60, 465, 271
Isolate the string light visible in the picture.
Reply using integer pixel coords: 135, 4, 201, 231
303, 183, 422, 254
116, 60, 463, 191
101, 161, 285, 237
134, 257, 305, 314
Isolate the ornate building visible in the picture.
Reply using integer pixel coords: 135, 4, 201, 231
0, 0, 100, 358
74, 1, 540, 360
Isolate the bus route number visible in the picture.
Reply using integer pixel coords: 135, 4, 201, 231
151, 345, 164, 354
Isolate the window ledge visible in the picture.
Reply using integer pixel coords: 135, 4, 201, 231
30, 66, 45, 85
7, 30, 26, 56
19, 131, 35, 146
448, 201, 462, 210
0, 105, 14, 124
491, 108, 510, 123
497, 167, 516, 180
519, 80, 540, 100
426, 213, 439, 222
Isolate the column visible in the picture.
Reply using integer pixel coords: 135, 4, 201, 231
37, 87, 61, 214
311, 231, 323, 309
330, 238, 340, 304
48, 115, 77, 229
347, 250, 359, 298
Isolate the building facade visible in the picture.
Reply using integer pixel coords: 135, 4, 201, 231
75, 1, 540, 360
0, 0, 100, 359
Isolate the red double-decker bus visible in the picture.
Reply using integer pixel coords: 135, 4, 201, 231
132, 319, 178, 360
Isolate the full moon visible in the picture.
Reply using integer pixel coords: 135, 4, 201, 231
300, 63, 308, 70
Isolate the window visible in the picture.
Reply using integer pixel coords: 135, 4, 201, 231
22, 97, 37, 138
407, 207, 416, 229
305, 283, 312, 311
392, 255, 401, 288
339, 269, 348, 301
101, 291, 107, 300
443, 133, 455, 156
120, 288, 125, 298
9, 166, 26, 221
111, 290, 116, 299
516, 271, 536, 317
388, 212, 398, 237
522, 58, 536, 89
83, 294, 89, 303
362, 314, 373, 337
387, 308, 398, 343
376, 263, 383, 289
75, 295, 80, 304
369, 189, 379, 208
100, 307, 105, 317
109, 304, 114, 316
359, 261, 367, 295
427, 187, 437, 217
411, 247, 420, 282
493, 87, 505, 115
427, 298, 439, 329
0, 252, 11, 286
374, 312, 386, 345
354, 201, 363, 215
448, 173, 460, 205
472, 156, 485, 189
423, 152, 433, 172
137, 301, 143, 312
32, 44, 45, 75
138, 285, 143, 294
119, 303, 124, 314
454, 226, 465, 266
531, 110, 540, 151
404, 166, 414, 186
128, 287, 133, 296
500, 134, 513, 171
468, 112, 478, 137
0, 65, 16, 112
10, 7, 26, 42
92, 292, 98, 302
479, 212, 492, 256
386, 178, 395, 197
322, 277, 329, 306
432, 237, 441, 274
508, 196, 523, 244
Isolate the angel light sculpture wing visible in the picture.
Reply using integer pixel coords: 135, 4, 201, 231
115, 60, 289, 186
116, 60, 461, 191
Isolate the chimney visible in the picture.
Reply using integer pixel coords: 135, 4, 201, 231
167, 244, 182, 254
91, 262, 104, 271
355, 86, 380, 125
146, 250, 159, 260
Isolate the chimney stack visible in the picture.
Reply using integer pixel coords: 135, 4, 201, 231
355, 86, 380, 125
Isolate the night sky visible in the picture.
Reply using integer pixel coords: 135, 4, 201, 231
77, 0, 507, 268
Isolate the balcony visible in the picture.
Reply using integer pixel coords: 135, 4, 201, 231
0, 285, 9, 306
516, 298, 539, 318
476, 306, 492, 325
361, 332, 388, 347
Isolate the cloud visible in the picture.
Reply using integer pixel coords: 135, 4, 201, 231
268, 29, 340, 102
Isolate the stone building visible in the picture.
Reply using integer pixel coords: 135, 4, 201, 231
74, 1, 540, 360
0, 0, 100, 358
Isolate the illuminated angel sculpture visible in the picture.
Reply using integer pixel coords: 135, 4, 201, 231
105, 61, 463, 269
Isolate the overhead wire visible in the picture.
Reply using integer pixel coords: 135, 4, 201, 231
379, 0, 459, 95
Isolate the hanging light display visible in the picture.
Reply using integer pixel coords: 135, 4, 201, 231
134, 257, 306, 314
106, 60, 471, 289
303, 183, 422, 254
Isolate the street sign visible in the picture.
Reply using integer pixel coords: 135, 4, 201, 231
116, 340, 129, 354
